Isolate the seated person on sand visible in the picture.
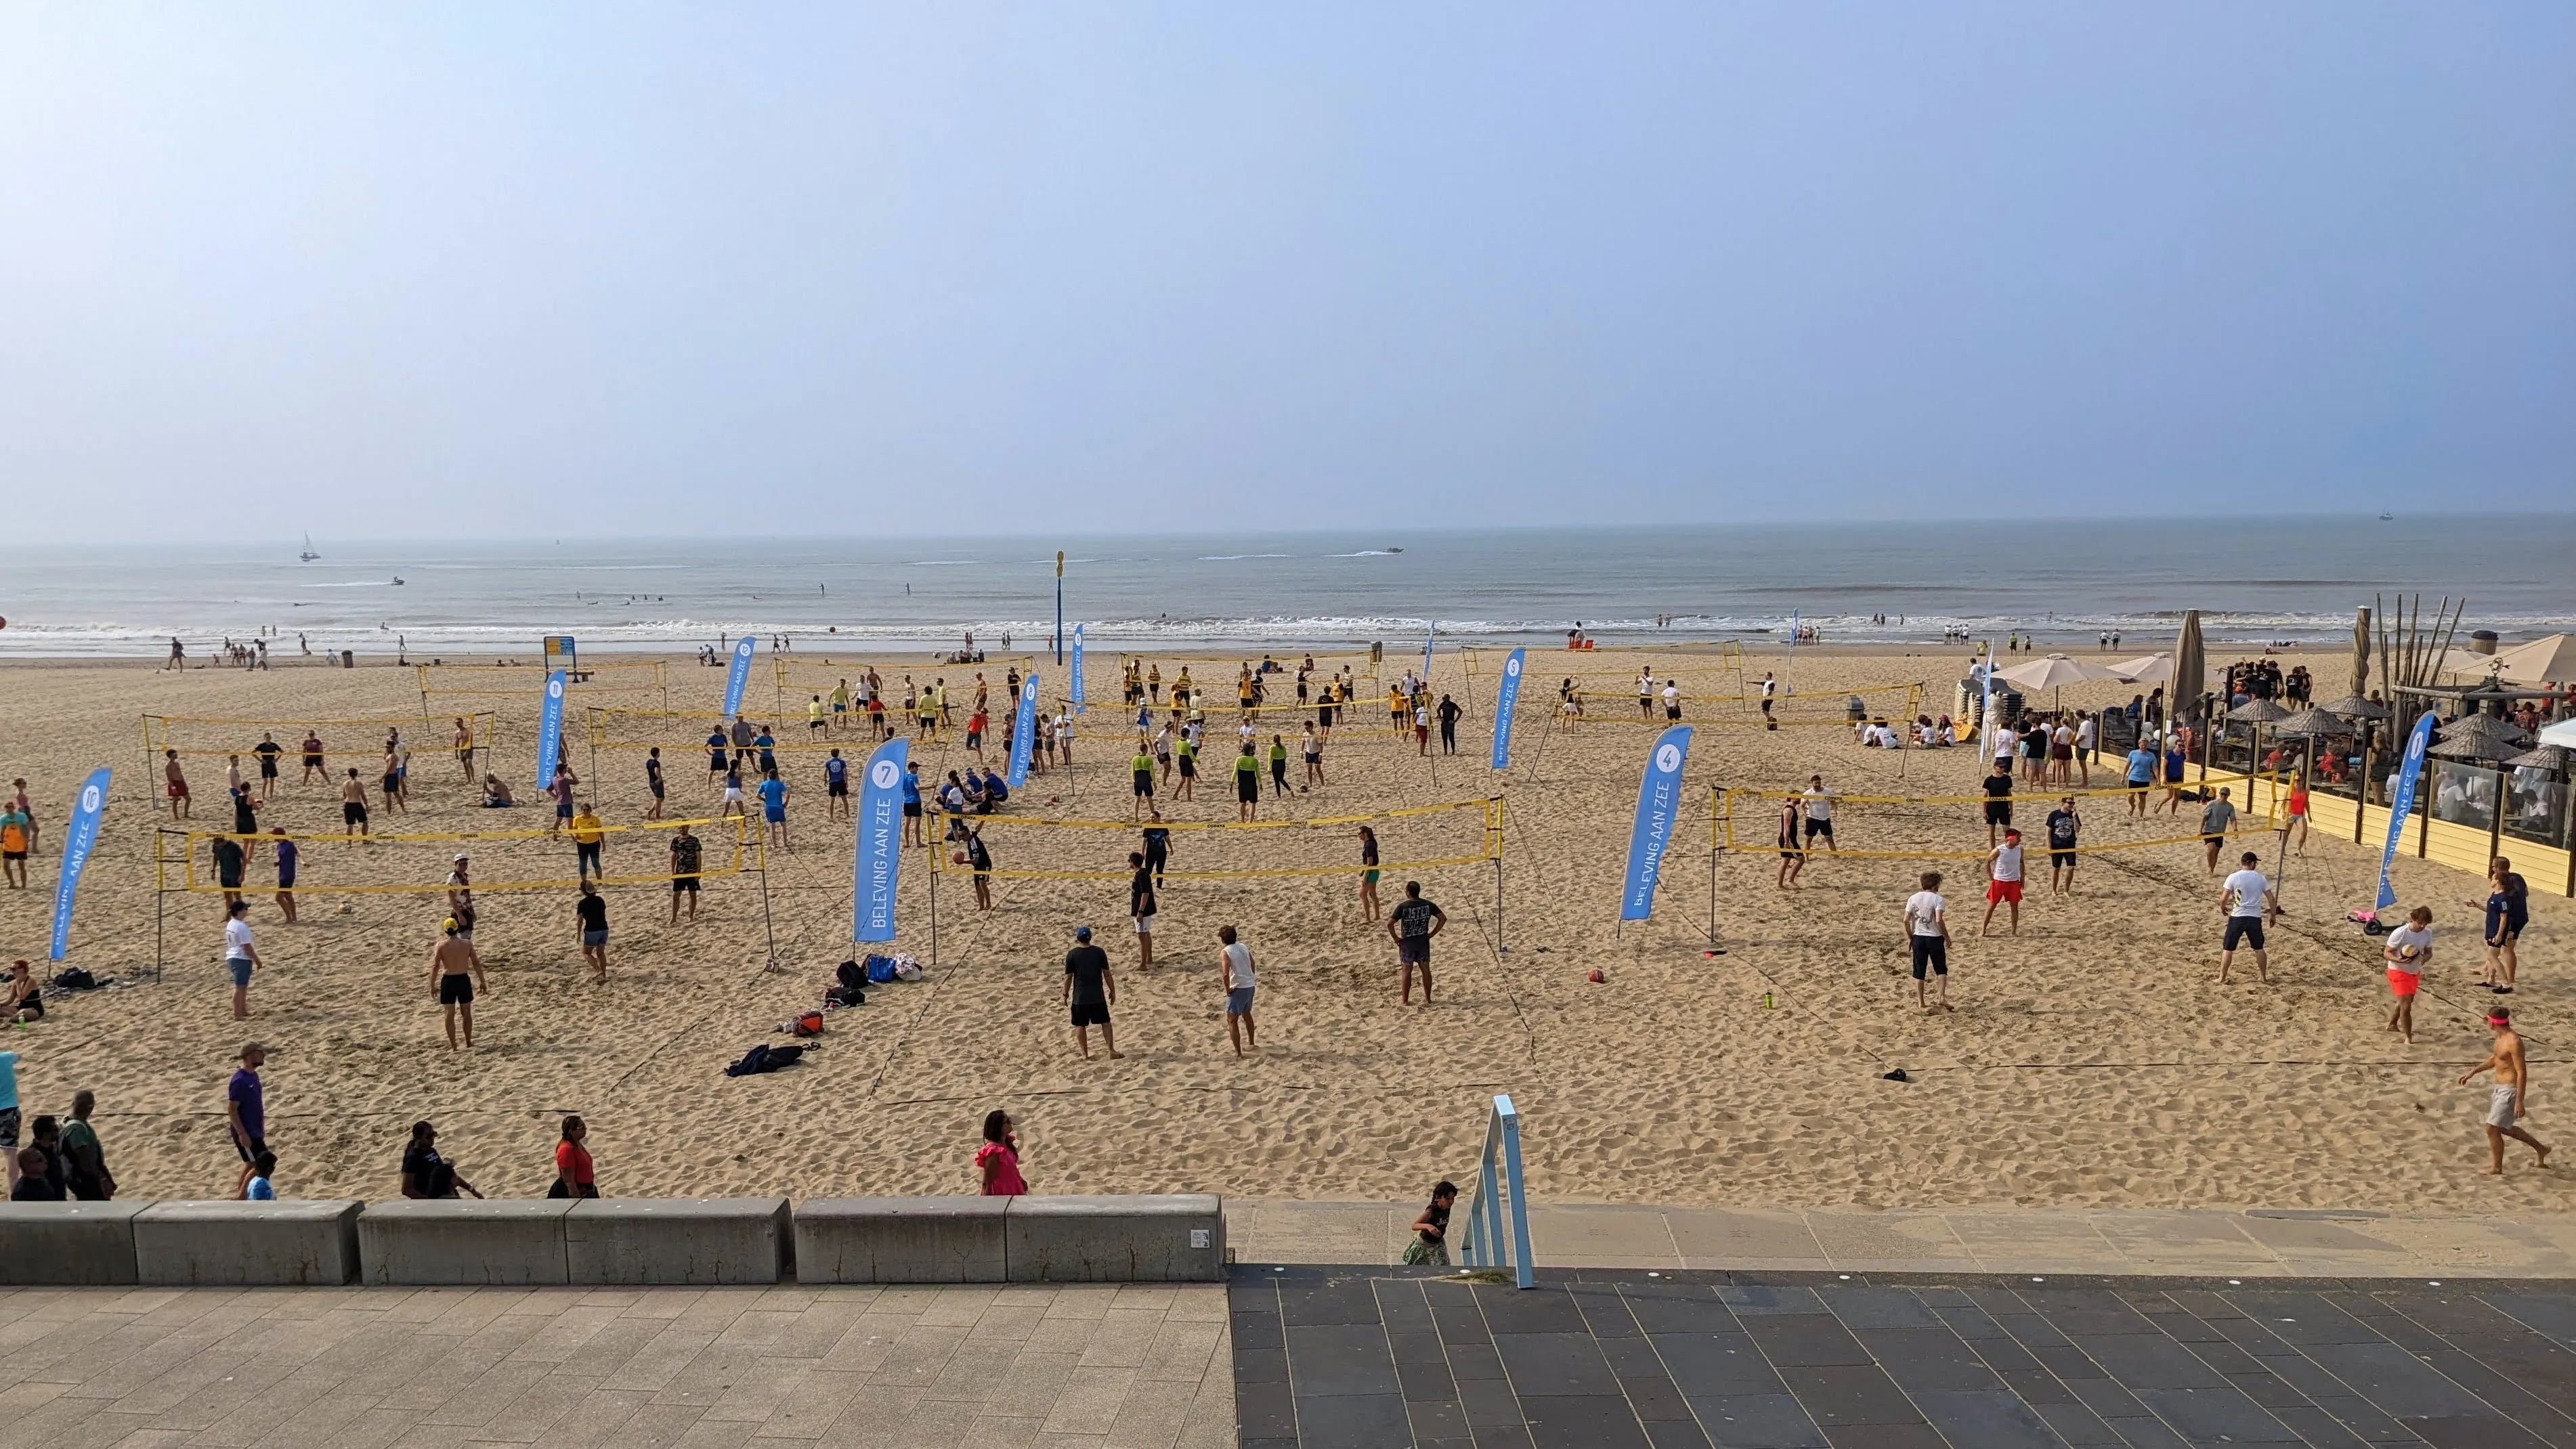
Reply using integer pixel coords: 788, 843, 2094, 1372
7, 960, 42, 1023
481, 774, 515, 807
977, 769, 1008, 811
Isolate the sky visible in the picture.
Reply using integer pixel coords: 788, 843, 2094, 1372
2, 4, 2570, 543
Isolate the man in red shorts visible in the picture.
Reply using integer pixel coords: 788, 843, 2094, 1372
1979, 829, 2025, 937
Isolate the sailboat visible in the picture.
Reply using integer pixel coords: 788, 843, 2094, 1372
299, 532, 320, 562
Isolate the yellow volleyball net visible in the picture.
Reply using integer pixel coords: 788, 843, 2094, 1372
1709, 770, 2289, 862
142, 712, 498, 761
924, 796, 1505, 882
157, 813, 756, 896
414, 659, 668, 702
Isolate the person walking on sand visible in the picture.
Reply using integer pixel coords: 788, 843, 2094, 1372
1303, 721, 1325, 786
2044, 796, 2081, 897
1235, 744, 1262, 821
1775, 798, 1806, 888
2382, 905, 2432, 1039
1759, 672, 1778, 729
1130, 744, 1159, 823
1904, 871, 1953, 1014
901, 761, 924, 845
977, 1110, 1027, 1194
222, 901, 261, 1020
431, 916, 486, 1050
453, 717, 476, 781
668, 825, 702, 924
1128, 852, 1158, 968
1357, 826, 1382, 922
1062, 927, 1119, 1060
2199, 786, 2237, 874
1389, 881, 1445, 1005
758, 769, 790, 849
2459, 1007, 2550, 1174
339, 768, 370, 838
2469, 858, 2529, 994
644, 747, 667, 821
0, 802, 28, 890
1268, 735, 1290, 798
225, 1045, 266, 1198
2123, 737, 2157, 817
2218, 850, 2279, 987
571, 802, 606, 879
575, 880, 609, 982
546, 764, 578, 838
1218, 924, 1258, 1056
164, 750, 192, 820
1801, 775, 1837, 853
381, 742, 406, 817
824, 748, 849, 821
1979, 830, 2025, 936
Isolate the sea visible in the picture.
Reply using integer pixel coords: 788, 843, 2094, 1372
5, 517, 2571, 659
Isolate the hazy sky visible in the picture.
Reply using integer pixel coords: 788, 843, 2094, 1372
3, 5, 2569, 542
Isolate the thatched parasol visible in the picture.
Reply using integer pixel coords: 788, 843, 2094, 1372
2319, 693, 2387, 720
2350, 606, 2371, 697
2426, 732, 2524, 763
2271, 707, 2351, 738
2440, 712, 2531, 745
2503, 743, 2570, 772
2227, 697, 2292, 724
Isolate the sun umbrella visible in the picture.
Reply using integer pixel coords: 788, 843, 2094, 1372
2350, 607, 2371, 697
2108, 653, 2173, 683
2227, 697, 2293, 724
2319, 692, 2387, 720
2493, 633, 2576, 685
1992, 653, 2128, 691
2543, 718, 2576, 750
2503, 743, 2570, 772
2173, 611, 2206, 722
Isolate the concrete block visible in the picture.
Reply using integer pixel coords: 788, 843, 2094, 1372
358, 1198, 573, 1285
0, 1201, 144, 1284
565, 1197, 790, 1285
794, 1197, 1008, 1284
134, 1200, 360, 1285
1006, 1195, 1225, 1283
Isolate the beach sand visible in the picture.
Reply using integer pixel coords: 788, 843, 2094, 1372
0, 644, 2565, 1215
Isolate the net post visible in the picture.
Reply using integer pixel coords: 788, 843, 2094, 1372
755, 826, 782, 974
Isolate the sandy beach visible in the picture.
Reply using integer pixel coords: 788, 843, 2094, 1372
0, 643, 2564, 1215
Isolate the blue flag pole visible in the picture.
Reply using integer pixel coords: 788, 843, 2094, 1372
853, 739, 911, 943
49, 768, 112, 961
2372, 712, 2437, 917
1619, 727, 1694, 921
1009, 672, 1041, 790
1070, 626, 1086, 715
723, 636, 757, 718
534, 671, 567, 789
1490, 647, 1527, 771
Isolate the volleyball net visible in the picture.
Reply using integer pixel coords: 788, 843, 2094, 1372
585, 705, 889, 756
157, 814, 756, 896
1709, 769, 2290, 862
142, 712, 499, 761
415, 660, 668, 699
924, 796, 1504, 882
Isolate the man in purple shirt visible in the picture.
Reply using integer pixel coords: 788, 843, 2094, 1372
227, 1043, 266, 1199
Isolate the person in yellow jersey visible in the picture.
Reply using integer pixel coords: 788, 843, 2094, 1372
570, 802, 606, 880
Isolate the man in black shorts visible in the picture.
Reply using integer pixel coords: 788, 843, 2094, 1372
430, 917, 486, 1051
1388, 881, 1446, 1005
1130, 745, 1158, 823
1981, 759, 2015, 846
668, 824, 702, 924
1062, 926, 1119, 1059
2045, 796, 2081, 897
251, 733, 284, 800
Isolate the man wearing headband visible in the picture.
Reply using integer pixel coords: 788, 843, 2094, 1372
2458, 1007, 2548, 1175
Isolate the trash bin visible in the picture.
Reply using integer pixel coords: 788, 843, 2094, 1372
341, 649, 356, 669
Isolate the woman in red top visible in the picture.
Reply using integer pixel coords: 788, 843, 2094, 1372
551, 1116, 598, 1198
976, 1110, 1026, 1196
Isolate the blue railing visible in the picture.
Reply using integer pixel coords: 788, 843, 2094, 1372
1455, 1094, 1534, 1289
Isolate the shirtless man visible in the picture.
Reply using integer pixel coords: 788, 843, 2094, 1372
430, 918, 487, 1050
339, 768, 371, 838
2457, 1007, 2549, 1174
164, 750, 192, 820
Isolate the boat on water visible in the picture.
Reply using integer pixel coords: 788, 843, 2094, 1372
392, 577, 406, 586
1385, 546, 1404, 553
299, 532, 320, 562
2378, 511, 2394, 521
